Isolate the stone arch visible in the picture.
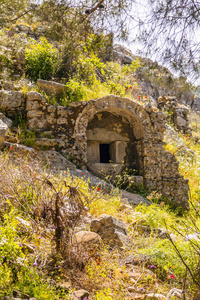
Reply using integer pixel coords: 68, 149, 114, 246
74, 95, 153, 178
75, 95, 152, 139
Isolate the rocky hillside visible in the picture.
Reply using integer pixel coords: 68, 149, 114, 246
1, 5, 200, 300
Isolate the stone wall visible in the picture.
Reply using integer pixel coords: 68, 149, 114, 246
0, 90, 189, 208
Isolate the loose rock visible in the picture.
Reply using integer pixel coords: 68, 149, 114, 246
72, 289, 89, 300
90, 214, 128, 247
75, 231, 102, 247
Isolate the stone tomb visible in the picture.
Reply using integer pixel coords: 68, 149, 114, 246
74, 96, 189, 208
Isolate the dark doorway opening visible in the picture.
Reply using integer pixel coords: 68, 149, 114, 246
100, 144, 110, 163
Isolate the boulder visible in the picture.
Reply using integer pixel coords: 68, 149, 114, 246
179, 91, 194, 106
75, 231, 102, 248
113, 50, 133, 65
178, 104, 190, 116
122, 55, 133, 64
173, 105, 190, 132
72, 289, 89, 300
37, 79, 66, 96
75, 213, 95, 232
166, 288, 183, 300
113, 44, 135, 65
113, 44, 135, 57
90, 214, 128, 247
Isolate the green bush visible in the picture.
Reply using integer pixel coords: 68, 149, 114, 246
73, 52, 105, 86
61, 79, 87, 105
25, 37, 59, 81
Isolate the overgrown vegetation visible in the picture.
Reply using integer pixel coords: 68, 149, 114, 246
2, 2, 200, 299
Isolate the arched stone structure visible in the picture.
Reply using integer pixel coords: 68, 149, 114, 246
74, 95, 189, 208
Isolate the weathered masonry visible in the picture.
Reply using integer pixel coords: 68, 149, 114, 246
0, 91, 189, 208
